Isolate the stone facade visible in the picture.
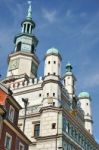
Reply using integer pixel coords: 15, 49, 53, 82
2, 2, 99, 150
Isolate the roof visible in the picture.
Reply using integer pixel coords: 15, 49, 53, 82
78, 92, 90, 99
0, 82, 22, 109
45, 47, 62, 60
46, 47, 59, 55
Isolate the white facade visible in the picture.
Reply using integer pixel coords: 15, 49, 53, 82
44, 50, 61, 77
79, 94, 93, 134
2, 2, 99, 150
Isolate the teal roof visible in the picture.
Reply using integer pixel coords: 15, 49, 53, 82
26, 1, 32, 20
66, 62, 73, 72
46, 48, 59, 55
78, 92, 90, 99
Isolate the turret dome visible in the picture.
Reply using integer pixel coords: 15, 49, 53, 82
78, 92, 90, 99
46, 47, 59, 55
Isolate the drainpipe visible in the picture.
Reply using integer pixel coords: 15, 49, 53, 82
22, 98, 28, 133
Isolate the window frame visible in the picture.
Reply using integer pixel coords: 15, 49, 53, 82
19, 142, 24, 150
53, 61, 56, 64
39, 93, 41, 97
47, 93, 49, 97
52, 123, 56, 129
8, 105, 15, 123
48, 61, 50, 64
4, 132, 12, 150
34, 124, 40, 137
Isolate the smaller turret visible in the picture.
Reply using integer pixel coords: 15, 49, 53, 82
42, 48, 62, 107
78, 92, 93, 134
44, 47, 62, 77
63, 63, 76, 99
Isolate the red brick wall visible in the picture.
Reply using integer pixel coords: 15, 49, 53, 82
0, 123, 28, 150
5, 99, 19, 126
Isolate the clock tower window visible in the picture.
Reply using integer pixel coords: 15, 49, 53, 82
23, 24, 26, 33
31, 45, 34, 53
27, 24, 30, 33
16, 42, 22, 52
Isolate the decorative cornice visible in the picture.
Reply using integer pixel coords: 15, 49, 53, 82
36, 134, 62, 141
39, 106, 62, 114
8, 51, 39, 65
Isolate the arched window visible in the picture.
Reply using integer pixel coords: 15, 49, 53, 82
31, 45, 34, 53
16, 42, 21, 52
27, 24, 30, 33
23, 24, 26, 33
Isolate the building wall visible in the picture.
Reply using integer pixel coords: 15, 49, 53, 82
7, 55, 32, 77
44, 55, 61, 77
79, 98, 93, 134
5, 99, 19, 126
0, 123, 28, 150
42, 82, 61, 107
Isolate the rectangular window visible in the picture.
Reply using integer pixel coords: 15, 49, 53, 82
19, 143, 24, 150
5, 133, 12, 150
39, 93, 41, 97
53, 93, 55, 97
34, 124, 40, 137
8, 105, 15, 122
47, 93, 49, 97
53, 102, 55, 106
52, 123, 56, 129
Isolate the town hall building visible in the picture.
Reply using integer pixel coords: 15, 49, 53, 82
2, 1, 99, 150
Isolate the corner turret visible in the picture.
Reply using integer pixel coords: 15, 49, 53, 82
63, 63, 76, 99
44, 47, 62, 77
42, 47, 62, 107
78, 92, 93, 134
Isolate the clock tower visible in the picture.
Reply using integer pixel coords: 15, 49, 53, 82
7, 1, 39, 78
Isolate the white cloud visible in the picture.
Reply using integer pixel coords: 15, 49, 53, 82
42, 9, 57, 23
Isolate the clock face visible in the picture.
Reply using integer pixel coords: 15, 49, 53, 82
31, 62, 37, 76
9, 59, 19, 70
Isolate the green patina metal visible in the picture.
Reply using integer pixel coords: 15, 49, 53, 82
46, 47, 59, 55
27, 1, 32, 20
66, 62, 72, 72
78, 92, 90, 99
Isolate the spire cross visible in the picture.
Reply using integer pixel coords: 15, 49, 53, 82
27, 1, 32, 19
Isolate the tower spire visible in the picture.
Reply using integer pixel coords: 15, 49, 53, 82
27, 1, 32, 20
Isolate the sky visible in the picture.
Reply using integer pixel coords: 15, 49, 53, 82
0, 0, 99, 143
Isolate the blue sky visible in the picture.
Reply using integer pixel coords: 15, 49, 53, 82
0, 0, 99, 142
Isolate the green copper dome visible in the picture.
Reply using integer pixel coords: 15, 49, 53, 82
78, 92, 90, 99
46, 48, 59, 55
66, 62, 73, 72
